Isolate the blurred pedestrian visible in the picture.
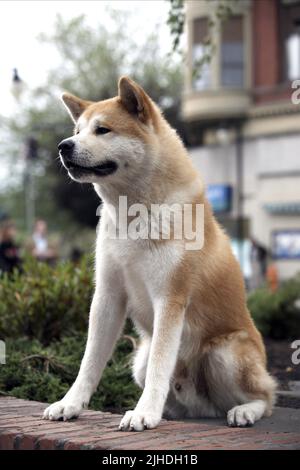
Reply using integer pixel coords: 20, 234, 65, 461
29, 219, 57, 263
250, 237, 268, 290
0, 220, 21, 274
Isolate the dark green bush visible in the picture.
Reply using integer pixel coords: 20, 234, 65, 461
0, 256, 94, 344
0, 256, 139, 412
248, 274, 300, 339
0, 333, 140, 413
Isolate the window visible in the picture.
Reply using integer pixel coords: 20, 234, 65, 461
221, 16, 244, 88
279, 0, 300, 81
192, 18, 211, 90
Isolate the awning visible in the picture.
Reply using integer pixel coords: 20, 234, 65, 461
263, 202, 300, 215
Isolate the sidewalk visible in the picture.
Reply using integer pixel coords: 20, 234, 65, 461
0, 397, 299, 450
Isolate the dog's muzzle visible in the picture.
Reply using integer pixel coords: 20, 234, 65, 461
58, 139, 118, 177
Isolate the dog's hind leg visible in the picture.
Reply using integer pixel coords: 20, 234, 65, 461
227, 400, 268, 427
193, 331, 277, 427
225, 359, 277, 427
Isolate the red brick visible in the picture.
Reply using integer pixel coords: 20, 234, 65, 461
0, 397, 300, 450
0, 430, 20, 450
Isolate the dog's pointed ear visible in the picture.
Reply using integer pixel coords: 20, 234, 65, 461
61, 93, 89, 123
118, 76, 153, 124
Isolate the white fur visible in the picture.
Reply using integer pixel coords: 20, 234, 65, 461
44, 99, 272, 430
43, 241, 127, 421
227, 400, 267, 427
44, 203, 186, 427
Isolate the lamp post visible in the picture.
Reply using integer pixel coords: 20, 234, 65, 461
11, 68, 38, 234
236, 123, 244, 273
23, 137, 38, 234
216, 120, 245, 274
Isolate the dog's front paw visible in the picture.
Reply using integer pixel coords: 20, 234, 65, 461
43, 398, 85, 422
119, 409, 161, 432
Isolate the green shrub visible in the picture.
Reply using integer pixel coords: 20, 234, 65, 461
0, 256, 94, 344
0, 332, 140, 413
248, 274, 300, 339
0, 256, 140, 412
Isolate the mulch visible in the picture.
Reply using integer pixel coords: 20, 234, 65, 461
265, 338, 300, 408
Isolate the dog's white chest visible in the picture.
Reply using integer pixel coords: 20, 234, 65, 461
107, 236, 183, 333
97, 208, 184, 333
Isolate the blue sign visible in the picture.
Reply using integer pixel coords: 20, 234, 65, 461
207, 185, 232, 213
272, 230, 300, 259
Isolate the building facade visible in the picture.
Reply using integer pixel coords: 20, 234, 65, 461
182, 0, 300, 280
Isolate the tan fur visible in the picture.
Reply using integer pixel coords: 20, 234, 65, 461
45, 77, 276, 428
166, 198, 276, 416
73, 77, 276, 417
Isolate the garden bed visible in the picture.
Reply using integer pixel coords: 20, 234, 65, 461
266, 338, 300, 408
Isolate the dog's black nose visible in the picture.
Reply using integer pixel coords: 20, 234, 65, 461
58, 139, 74, 156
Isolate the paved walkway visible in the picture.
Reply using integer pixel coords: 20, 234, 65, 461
0, 397, 299, 450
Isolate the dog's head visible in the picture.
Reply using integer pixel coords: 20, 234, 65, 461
58, 77, 161, 185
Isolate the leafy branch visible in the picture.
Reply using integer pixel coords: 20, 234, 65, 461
167, 0, 238, 80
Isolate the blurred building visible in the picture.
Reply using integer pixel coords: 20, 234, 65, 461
182, 0, 300, 280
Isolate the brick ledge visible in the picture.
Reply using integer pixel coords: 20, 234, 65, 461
0, 397, 299, 450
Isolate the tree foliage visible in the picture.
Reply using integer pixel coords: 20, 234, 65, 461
4, 11, 183, 231
167, 0, 238, 80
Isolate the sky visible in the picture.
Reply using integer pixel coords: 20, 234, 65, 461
0, 0, 172, 117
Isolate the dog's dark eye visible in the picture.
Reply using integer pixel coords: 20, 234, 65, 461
95, 126, 111, 135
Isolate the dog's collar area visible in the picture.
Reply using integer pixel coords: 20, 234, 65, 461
65, 159, 118, 176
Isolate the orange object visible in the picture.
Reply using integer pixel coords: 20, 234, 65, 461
266, 263, 278, 292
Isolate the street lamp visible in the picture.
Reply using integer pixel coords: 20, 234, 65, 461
216, 121, 245, 274
11, 68, 25, 102
23, 137, 38, 234
11, 68, 38, 234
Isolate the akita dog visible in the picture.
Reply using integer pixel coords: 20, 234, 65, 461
43, 77, 276, 430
